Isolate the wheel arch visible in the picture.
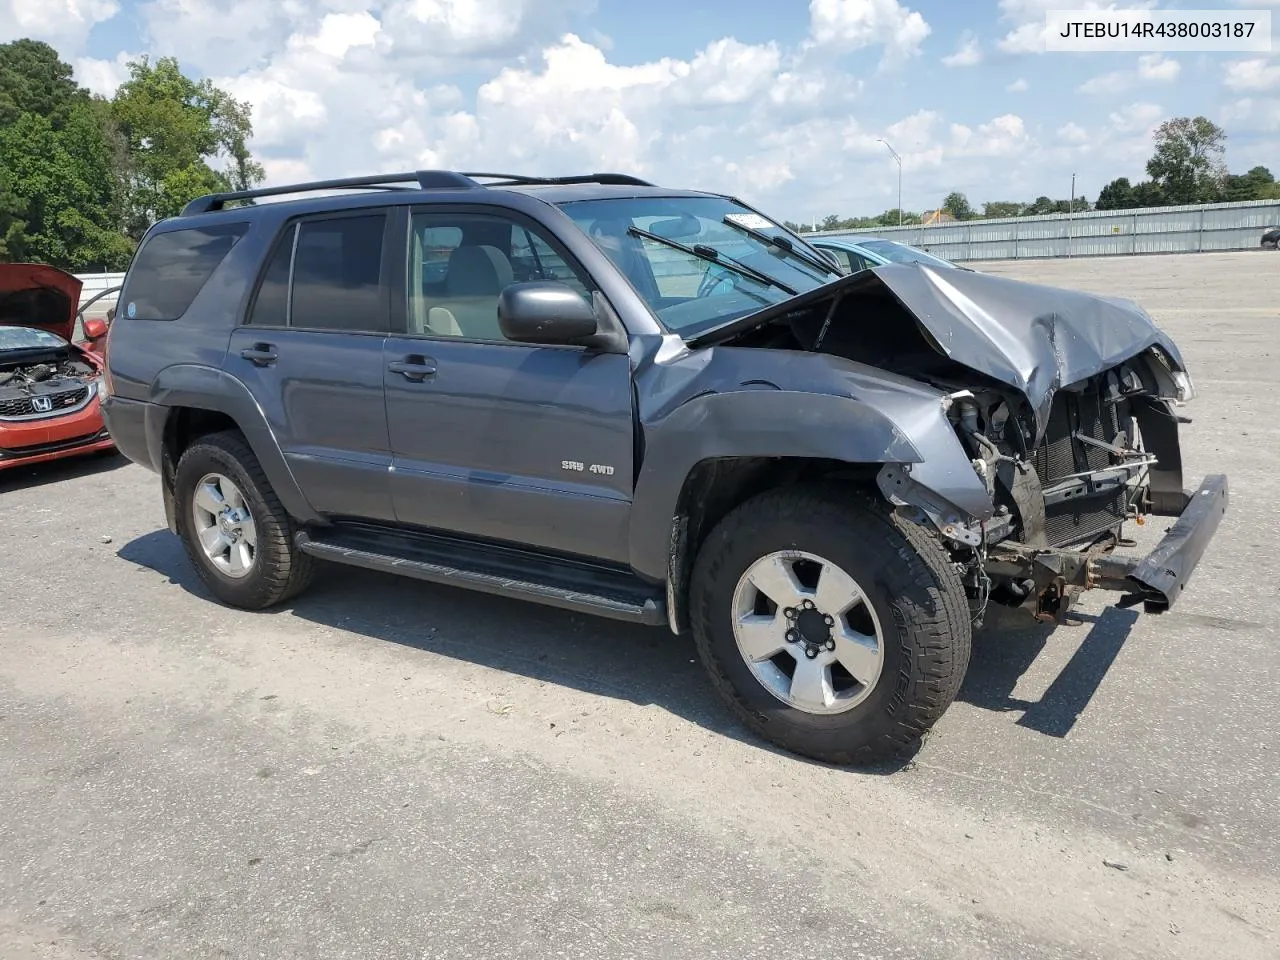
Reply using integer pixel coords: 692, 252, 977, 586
148, 364, 322, 529
629, 389, 924, 633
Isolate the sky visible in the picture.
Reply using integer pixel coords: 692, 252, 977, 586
4, 0, 1280, 223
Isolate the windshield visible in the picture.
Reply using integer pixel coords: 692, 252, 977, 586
0, 325, 66, 351
559, 196, 841, 338
858, 240, 957, 270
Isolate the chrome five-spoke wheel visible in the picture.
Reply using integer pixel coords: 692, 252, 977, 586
192, 472, 257, 579
731, 550, 885, 715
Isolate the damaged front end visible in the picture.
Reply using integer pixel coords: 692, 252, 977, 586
702, 261, 1229, 622
921, 368, 1228, 622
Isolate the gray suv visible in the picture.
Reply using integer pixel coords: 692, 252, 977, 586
100, 170, 1228, 764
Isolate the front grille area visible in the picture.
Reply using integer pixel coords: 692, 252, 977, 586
1045, 488, 1131, 547
1033, 382, 1135, 547
0, 384, 90, 418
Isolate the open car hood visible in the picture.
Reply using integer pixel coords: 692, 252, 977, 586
698, 262, 1187, 430
0, 263, 83, 343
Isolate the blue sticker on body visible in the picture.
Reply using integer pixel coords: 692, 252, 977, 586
127, 302, 136, 318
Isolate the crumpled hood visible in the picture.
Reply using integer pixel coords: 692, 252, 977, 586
699, 262, 1187, 431
0, 263, 83, 342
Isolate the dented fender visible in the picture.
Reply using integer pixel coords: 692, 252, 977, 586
625, 340, 995, 581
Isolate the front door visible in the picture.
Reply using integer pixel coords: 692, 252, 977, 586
384, 208, 635, 564
227, 211, 396, 521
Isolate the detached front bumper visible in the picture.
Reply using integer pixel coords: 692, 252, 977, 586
986, 475, 1229, 618
1092, 475, 1229, 611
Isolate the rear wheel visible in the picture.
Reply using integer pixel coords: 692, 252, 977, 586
690, 486, 971, 764
173, 430, 315, 609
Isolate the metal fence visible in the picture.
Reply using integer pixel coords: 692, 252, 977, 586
808, 199, 1280, 262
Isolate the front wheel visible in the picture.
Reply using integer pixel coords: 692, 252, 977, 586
690, 486, 971, 765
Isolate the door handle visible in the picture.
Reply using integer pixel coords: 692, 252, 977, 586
388, 356, 437, 382
240, 343, 278, 367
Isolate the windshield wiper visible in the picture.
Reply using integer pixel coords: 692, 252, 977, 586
719, 217, 839, 280
626, 227, 798, 296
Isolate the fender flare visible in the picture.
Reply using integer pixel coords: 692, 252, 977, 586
147, 363, 322, 525
627, 389, 923, 581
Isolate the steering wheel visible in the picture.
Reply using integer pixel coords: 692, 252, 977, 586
697, 266, 737, 298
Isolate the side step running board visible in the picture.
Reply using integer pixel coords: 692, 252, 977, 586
295, 529, 667, 626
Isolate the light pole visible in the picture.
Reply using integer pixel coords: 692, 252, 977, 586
878, 139, 903, 227
1068, 172, 1076, 258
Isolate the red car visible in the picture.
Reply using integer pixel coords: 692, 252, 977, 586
0, 263, 115, 471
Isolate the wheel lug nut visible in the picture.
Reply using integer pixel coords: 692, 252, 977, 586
805, 647, 818, 660
784, 608, 796, 619
823, 615, 834, 626
786, 630, 798, 642
825, 640, 835, 652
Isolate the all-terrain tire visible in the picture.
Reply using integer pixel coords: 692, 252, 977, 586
689, 484, 971, 765
173, 429, 316, 609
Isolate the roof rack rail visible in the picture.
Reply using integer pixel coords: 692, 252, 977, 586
462, 172, 655, 187
181, 170, 482, 216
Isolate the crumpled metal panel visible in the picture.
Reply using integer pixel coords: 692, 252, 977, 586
699, 263, 1187, 436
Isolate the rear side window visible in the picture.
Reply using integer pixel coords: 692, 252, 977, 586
123, 222, 248, 320
290, 215, 387, 332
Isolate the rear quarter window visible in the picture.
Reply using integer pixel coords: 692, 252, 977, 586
122, 222, 249, 320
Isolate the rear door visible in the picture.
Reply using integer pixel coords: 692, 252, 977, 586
226, 210, 396, 521
382, 206, 635, 563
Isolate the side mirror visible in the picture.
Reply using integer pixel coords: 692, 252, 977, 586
83, 317, 109, 340
498, 281, 599, 345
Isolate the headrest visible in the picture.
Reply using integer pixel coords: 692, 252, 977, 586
446, 245, 514, 296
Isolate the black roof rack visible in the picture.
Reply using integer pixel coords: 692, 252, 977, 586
181, 170, 481, 216
181, 169, 658, 217
461, 172, 656, 187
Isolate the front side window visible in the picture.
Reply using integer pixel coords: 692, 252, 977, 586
559, 196, 841, 339
122, 222, 248, 320
406, 212, 592, 341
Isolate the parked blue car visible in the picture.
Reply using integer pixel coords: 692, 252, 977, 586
809, 235, 967, 274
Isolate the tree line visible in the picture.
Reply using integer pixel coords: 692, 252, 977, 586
0, 39, 263, 271
790, 116, 1279, 233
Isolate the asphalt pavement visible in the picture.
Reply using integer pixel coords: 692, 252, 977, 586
2, 251, 1277, 959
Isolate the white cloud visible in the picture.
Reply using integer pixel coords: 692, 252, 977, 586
1223, 96, 1280, 131
142, 0, 302, 73
74, 51, 134, 97
997, 0, 1158, 55
1138, 53, 1180, 82
1058, 122, 1090, 143
942, 30, 981, 67
1078, 54, 1180, 93
1108, 101, 1163, 134
808, 0, 931, 62
1224, 58, 1280, 91
0, 0, 119, 52
1078, 70, 1130, 95
378, 0, 593, 62
1006, 77, 1029, 92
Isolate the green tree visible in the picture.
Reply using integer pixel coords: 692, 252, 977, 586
982, 201, 1023, 219
942, 191, 973, 220
0, 40, 132, 268
111, 55, 263, 237
0, 39, 86, 130
1146, 116, 1227, 205
1095, 177, 1134, 210
0, 167, 29, 259
0, 111, 133, 268
1130, 180, 1165, 207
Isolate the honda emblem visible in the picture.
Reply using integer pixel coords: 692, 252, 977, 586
31, 396, 53, 413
